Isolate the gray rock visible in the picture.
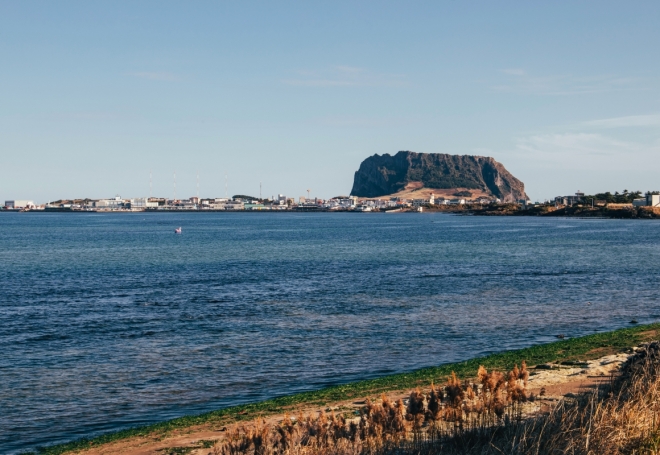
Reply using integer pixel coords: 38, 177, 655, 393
350, 151, 528, 202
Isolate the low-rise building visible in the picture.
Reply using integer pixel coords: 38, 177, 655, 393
223, 201, 245, 210
274, 194, 287, 205
649, 194, 660, 207
178, 200, 198, 209
296, 202, 320, 210
130, 198, 159, 208
554, 191, 585, 206
5, 200, 35, 209
633, 194, 660, 207
326, 197, 357, 209
94, 196, 124, 209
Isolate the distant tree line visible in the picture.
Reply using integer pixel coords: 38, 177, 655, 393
576, 190, 659, 204
232, 195, 268, 203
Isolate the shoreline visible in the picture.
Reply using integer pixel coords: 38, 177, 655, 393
31, 322, 660, 455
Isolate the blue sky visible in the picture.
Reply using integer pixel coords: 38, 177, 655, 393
1, 1, 659, 202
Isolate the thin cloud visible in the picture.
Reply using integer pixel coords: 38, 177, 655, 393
47, 111, 124, 122
514, 132, 659, 170
500, 68, 526, 76
335, 65, 366, 74
285, 79, 359, 87
312, 115, 414, 128
583, 114, 660, 128
493, 71, 643, 95
518, 133, 632, 156
283, 66, 406, 88
129, 72, 180, 82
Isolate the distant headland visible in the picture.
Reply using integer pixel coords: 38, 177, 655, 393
350, 151, 528, 202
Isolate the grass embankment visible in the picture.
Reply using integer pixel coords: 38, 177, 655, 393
34, 323, 660, 455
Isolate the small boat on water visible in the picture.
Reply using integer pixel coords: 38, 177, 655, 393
174, 227, 182, 234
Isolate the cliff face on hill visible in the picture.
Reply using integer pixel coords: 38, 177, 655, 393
350, 151, 528, 202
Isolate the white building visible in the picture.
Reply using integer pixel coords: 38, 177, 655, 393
338, 197, 357, 208
633, 194, 660, 207
5, 200, 35, 209
130, 198, 159, 208
94, 196, 124, 209
650, 194, 660, 207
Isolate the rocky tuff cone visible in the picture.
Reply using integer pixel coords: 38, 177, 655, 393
350, 151, 528, 202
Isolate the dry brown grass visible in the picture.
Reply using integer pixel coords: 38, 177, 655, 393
211, 361, 532, 455
210, 343, 660, 455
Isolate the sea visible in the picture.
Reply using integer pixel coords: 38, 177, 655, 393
1, 212, 659, 454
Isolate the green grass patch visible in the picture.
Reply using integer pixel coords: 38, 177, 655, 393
31, 323, 660, 455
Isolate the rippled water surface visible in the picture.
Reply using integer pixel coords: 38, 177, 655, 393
2, 212, 659, 453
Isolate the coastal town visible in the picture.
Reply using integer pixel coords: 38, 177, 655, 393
3, 193, 498, 212
3, 190, 660, 213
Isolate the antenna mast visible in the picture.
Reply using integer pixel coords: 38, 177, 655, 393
196, 171, 200, 200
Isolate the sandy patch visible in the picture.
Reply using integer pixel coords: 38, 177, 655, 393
527, 353, 629, 391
